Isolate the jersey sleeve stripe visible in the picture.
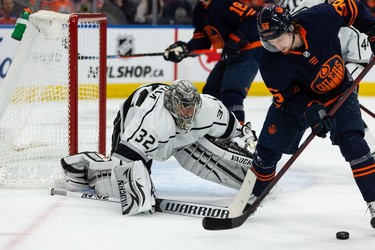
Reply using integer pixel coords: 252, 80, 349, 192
192, 32, 206, 39
347, 0, 358, 26
220, 111, 236, 139
245, 8, 256, 17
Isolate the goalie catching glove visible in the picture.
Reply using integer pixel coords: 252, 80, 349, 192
163, 41, 189, 63
232, 122, 258, 154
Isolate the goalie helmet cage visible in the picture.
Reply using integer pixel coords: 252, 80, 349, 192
0, 11, 107, 188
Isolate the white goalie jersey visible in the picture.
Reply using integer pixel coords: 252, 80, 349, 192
62, 81, 256, 215
111, 83, 242, 165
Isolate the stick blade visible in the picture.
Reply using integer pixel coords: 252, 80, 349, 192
202, 215, 250, 230
202, 204, 254, 230
202, 217, 235, 230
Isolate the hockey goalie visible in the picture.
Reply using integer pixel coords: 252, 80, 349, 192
61, 79, 257, 215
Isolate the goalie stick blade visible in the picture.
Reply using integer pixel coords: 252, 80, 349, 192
202, 204, 255, 230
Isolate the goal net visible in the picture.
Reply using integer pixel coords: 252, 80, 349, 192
0, 11, 107, 188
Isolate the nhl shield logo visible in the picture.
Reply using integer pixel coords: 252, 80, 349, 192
117, 35, 134, 56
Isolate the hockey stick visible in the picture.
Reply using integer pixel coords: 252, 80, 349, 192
227, 169, 256, 217
202, 57, 375, 230
78, 49, 221, 60
50, 187, 229, 219
360, 104, 375, 119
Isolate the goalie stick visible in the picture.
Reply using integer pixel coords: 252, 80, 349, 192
50, 188, 229, 219
202, 56, 375, 230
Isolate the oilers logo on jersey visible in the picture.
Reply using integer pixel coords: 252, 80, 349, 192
310, 55, 345, 94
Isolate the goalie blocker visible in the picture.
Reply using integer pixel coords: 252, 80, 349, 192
61, 134, 255, 215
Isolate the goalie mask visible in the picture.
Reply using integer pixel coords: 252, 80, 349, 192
164, 79, 202, 132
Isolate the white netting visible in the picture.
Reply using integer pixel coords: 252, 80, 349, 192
0, 11, 105, 188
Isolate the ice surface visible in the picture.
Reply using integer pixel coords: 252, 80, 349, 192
0, 97, 374, 250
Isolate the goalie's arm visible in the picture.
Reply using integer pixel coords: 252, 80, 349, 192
200, 94, 243, 140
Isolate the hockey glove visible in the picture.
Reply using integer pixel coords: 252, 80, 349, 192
232, 122, 258, 154
304, 103, 336, 138
222, 31, 248, 60
163, 41, 189, 63
366, 24, 375, 54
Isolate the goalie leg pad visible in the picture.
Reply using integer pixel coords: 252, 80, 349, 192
174, 137, 253, 190
84, 155, 119, 197
91, 168, 119, 198
113, 161, 156, 215
61, 153, 92, 192
61, 151, 113, 193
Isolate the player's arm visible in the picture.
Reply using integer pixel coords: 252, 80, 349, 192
185, 4, 212, 51
287, 0, 325, 14
341, 29, 371, 83
264, 82, 336, 138
186, 29, 212, 51
221, 1, 258, 60
200, 95, 258, 152
163, 4, 211, 62
201, 95, 242, 139
328, 0, 375, 32
340, 27, 371, 66
262, 66, 336, 139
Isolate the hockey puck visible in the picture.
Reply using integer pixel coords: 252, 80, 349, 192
336, 231, 349, 240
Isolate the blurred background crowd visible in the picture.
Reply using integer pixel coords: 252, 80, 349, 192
1, 0, 375, 25
0, 0, 195, 25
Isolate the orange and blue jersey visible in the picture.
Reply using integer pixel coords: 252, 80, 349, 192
186, 0, 261, 51
259, 0, 375, 117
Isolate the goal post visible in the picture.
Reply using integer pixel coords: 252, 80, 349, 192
0, 11, 107, 188
68, 13, 107, 155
